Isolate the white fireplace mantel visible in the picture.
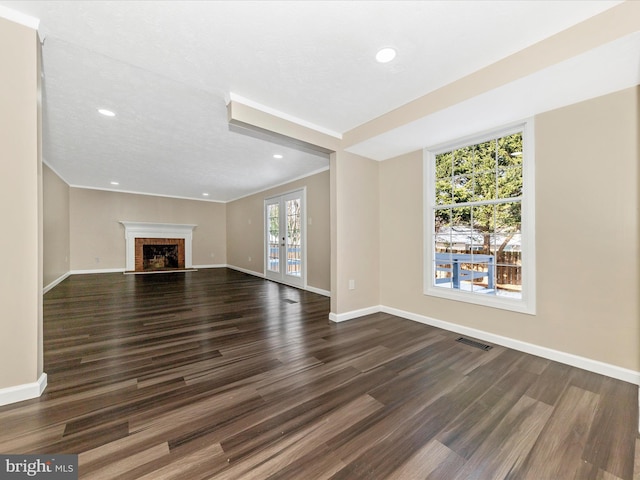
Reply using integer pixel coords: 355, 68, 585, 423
119, 221, 197, 271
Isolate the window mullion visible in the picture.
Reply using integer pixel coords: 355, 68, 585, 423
433, 196, 522, 210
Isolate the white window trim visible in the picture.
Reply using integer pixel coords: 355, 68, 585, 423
423, 120, 536, 315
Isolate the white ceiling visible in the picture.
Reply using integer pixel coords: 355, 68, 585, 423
348, 29, 640, 160
0, 1, 631, 202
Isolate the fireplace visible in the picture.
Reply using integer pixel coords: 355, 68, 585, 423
144, 244, 179, 270
120, 222, 196, 273
136, 238, 185, 271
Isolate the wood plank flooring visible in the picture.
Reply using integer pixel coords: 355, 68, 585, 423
0, 268, 638, 479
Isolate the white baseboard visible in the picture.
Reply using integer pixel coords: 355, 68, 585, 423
226, 264, 265, 278
55, 266, 329, 299
228, 265, 331, 297
329, 305, 381, 323
226, 265, 330, 297
70, 268, 125, 275
380, 305, 640, 386
0, 373, 47, 407
306, 285, 330, 297
70, 266, 224, 275
43, 272, 70, 294
327, 304, 640, 386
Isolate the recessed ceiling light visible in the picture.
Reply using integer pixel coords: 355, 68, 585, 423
202, 193, 209, 196
98, 108, 116, 117
273, 154, 283, 159
110, 181, 119, 185
376, 47, 396, 63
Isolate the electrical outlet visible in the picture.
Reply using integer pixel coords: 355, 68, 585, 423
248, 256, 252, 262
349, 279, 355, 290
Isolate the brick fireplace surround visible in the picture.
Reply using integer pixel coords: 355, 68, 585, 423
134, 238, 185, 272
120, 222, 196, 273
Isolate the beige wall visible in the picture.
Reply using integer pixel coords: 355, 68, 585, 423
43, 164, 70, 287
0, 17, 42, 390
69, 189, 227, 271
226, 169, 330, 292
226, 191, 263, 274
379, 87, 639, 371
332, 151, 380, 314
305, 171, 331, 291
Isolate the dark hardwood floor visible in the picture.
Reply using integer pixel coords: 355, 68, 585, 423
0, 268, 638, 479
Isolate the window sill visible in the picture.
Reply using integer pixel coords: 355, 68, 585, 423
424, 284, 536, 315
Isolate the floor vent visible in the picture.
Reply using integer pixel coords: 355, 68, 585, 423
282, 298, 298, 304
456, 337, 493, 351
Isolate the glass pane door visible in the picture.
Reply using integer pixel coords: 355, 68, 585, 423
266, 201, 280, 274
265, 190, 305, 288
286, 198, 301, 277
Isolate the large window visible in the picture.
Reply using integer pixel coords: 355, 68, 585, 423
424, 123, 535, 314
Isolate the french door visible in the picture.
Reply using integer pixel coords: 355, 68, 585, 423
265, 189, 305, 288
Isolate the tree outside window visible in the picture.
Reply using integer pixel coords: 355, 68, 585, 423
433, 132, 523, 297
